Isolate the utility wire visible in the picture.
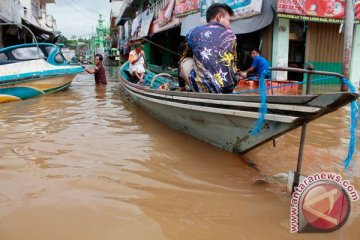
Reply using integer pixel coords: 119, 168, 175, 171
68, 0, 103, 15
54, 0, 109, 38
59, 0, 98, 20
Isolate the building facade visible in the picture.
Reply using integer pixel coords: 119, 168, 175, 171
115, 0, 359, 89
0, 0, 57, 47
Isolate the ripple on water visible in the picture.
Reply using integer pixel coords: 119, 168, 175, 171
0, 68, 359, 240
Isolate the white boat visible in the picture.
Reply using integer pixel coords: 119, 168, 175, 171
0, 43, 83, 103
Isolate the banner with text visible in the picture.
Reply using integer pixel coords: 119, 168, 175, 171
277, 0, 360, 24
157, 0, 176, 27
200, 0, 263, 21
174, 0, 199, 17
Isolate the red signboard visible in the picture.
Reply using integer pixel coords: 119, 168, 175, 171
156, 0, 176, 27
150, 11, 182, 35
277, 0, 360, 23
174, 0, 199, 17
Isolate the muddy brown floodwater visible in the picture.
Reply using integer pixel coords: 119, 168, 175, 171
0, 67, 359, 240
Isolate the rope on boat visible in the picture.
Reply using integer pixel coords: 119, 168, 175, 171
340, 77, 359, 170
249, 70, 270, 136
244, 72, 359, 170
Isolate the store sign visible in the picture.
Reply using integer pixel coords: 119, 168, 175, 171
200, 0, 263, 21
0, 0, 22, 24
277, 0, 360, 24
174, 0, 199, 17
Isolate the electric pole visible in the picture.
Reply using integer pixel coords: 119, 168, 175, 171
342, 0, 355, 91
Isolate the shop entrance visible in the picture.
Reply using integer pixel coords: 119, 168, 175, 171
288, 21, 306, 81
236, 31, 261, 71
149, 27, 182, 68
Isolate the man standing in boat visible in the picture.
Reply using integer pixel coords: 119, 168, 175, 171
83, 54, 107, 85
180, 3, 239, 93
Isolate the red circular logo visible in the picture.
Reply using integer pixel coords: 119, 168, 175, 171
300, 182, 350, 232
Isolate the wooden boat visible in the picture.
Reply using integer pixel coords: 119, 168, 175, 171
0, 43, 83, 103
118, 61, 358, 154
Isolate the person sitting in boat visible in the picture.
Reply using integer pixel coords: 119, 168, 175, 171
83, 54, 107, 85
240, 49, 269, 79
128, 44, 147, 83
179, 3, 240, 93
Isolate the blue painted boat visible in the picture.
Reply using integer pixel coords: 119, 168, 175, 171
0, 43, 83, 103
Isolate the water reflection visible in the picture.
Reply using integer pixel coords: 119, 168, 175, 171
0, 67, 359, 240
95, 85, 107, 100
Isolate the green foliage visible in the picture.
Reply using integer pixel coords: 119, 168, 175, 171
57, 35, 91, 50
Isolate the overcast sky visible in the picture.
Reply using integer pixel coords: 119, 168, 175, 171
47, 0, 112, 39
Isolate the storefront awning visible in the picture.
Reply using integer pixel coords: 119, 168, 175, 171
116, 0, 136, 26
22, 19, 54, 36
180, 0, 276, 36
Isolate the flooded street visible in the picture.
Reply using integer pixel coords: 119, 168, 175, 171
0, 66, 359, 240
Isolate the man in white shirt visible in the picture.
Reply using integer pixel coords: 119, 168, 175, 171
128, 44, 146, 83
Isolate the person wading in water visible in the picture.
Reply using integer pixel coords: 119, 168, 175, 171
83, 54, 107, 85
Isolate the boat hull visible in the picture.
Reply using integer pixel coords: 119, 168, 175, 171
119, 62, 358, 153
0, 74, 75, 103
127, 89, 296, 153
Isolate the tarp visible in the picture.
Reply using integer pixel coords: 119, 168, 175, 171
0, 59, 80, 79
140, 11, 155, 37
131, 10, 155, 39
277, 0, 360, 24
180, 0, 276, 36
0, 0, 22, 24
131, 15, 140, 37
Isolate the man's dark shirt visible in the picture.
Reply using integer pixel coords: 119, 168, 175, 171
94, 64, 107, 85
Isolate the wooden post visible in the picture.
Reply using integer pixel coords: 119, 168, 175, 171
0, 25, 3, 48
342, 0, 355, 91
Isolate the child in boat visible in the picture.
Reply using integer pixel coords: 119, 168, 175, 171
128, 44, 147, 83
